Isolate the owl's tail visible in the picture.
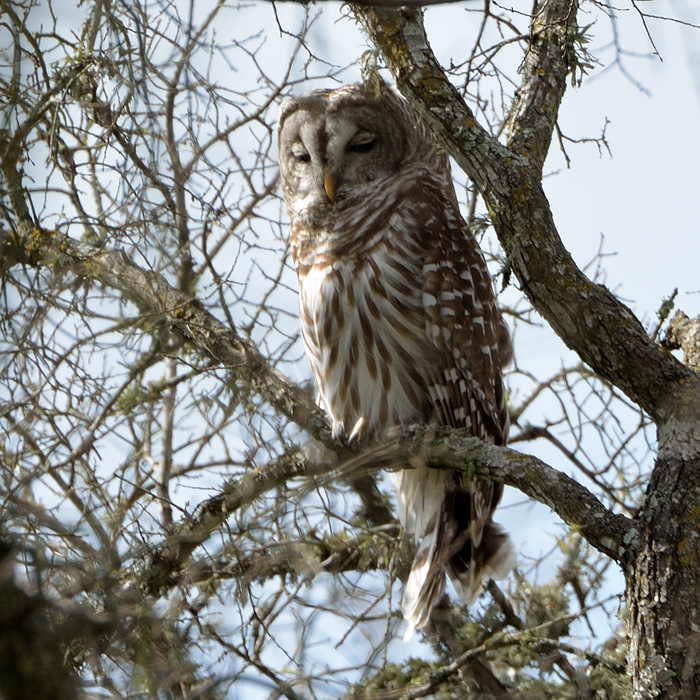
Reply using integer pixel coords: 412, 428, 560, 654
395, 467, 515, 642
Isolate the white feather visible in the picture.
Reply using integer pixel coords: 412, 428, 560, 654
393, 466, 451, 639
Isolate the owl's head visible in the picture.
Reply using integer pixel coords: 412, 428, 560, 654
278, 82, 435, 225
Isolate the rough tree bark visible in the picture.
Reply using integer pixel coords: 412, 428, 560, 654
351, 0, 700, 697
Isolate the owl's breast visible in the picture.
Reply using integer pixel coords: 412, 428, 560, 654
289, 180, 411, 272
298, 237, 437, 441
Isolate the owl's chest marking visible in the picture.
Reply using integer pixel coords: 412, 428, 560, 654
298, 234, 435, 441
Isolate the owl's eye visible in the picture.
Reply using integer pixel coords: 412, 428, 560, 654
292, 150, 311, 164
346, 138, 376, 154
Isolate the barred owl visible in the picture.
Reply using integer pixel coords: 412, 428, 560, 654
278, 81, 515, 640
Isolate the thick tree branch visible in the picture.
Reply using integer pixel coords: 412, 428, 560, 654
138, 440, 394, 594
423, 433, 630, 560
1, 220, 394, 530
0, 223, 395, 527
336, 428, 630, 559
506, 0, 578, 173
163, 525, 401, 592
351, 2, 695, 425
136, 424, 627, 598
195, 428, 627, 563
141, 449, 317, 593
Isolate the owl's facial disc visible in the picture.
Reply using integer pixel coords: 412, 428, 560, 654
279, 94, 407, 223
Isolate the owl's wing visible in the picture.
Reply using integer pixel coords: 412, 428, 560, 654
419, 189, 511, 444
400, 180, 515, 640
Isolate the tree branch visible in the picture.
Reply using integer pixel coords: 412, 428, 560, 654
131, 428, 620, 687
138, 443, 396, 595
348, 602, 623, 699
133, 422, 628, 600
505, 0, 578, 173
1, 223, 394, 528
141, 449, 311, 594
167, 525, 401, 591
433, 438, 630, 560
0, 226, 333, 445
350, 2, 695, 425
335, 428, 630, 560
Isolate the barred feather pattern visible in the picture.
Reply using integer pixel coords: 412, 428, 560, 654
279, 82, 515, 641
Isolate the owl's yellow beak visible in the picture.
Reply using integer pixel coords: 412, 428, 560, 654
323, 172, 337, 204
